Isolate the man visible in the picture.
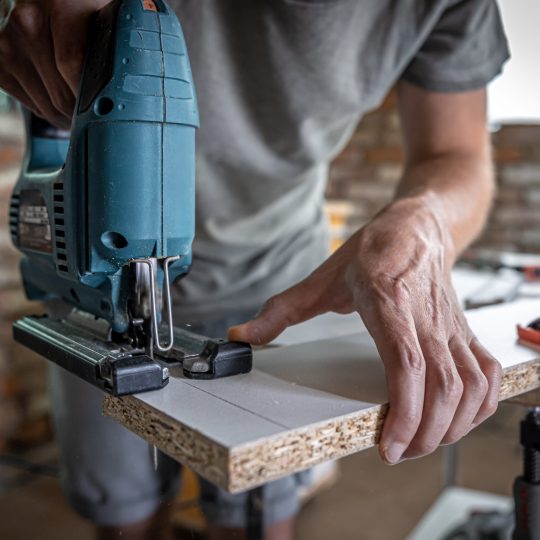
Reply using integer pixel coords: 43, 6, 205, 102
0, 0, 509, 538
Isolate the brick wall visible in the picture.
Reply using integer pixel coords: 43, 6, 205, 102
0, 95, 539, 446
326, 93, 540, 253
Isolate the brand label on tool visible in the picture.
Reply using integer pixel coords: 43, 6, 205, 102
18, 190, 52, 253
141, 0, 157, 11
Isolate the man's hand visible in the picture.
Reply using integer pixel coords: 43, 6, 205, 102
229, 82, 503, 465
229, 196, 502, 464
0, 0, 109, 129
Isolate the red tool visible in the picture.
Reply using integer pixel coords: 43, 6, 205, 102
517, 318, 540, 347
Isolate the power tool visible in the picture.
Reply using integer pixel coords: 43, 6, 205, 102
9, 0, 252, 396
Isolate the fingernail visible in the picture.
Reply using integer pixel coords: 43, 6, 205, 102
383, 443, 407, 465
227, 325, 244, 341
229, 322, 263, 345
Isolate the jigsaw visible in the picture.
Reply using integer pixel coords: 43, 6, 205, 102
9, 0, 252, 396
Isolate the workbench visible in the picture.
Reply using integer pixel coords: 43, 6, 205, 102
104, 270, 540, 493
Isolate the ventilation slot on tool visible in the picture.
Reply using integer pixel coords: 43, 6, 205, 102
9, 194, 20, 244
53, 182, 67, 273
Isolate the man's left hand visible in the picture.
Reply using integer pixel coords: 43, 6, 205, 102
228, 192, 502, 465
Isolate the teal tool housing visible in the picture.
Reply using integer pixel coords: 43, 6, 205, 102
9, 0, 199, 333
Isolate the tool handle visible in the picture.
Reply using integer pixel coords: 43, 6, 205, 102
21, 0, 116, 174
22, 110, 70, 173
21, 0, 117, 172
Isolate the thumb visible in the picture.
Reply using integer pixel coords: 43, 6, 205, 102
228, 281, 323, 345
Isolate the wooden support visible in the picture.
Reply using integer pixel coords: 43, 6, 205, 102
104, 299, 540, 493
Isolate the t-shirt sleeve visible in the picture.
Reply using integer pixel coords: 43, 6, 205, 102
401, 0, 510, 92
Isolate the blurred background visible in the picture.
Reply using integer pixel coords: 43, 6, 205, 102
0, 0, 539, 538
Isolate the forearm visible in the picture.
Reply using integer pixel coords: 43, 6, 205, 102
392, 145, 495, 262
392, 81, 495, 261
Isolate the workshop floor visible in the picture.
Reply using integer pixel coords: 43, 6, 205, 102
0, 402, 523, 540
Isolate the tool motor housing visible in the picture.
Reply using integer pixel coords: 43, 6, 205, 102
9, 0, 199, 332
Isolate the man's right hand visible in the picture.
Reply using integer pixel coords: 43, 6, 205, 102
0, 0, 110, 129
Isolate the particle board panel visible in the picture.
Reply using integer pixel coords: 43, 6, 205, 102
104, 299, 540, 493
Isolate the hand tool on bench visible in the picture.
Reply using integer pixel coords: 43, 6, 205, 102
459, 249, 540, 310
517, 317, 540, 350
462, 248, 540, 282
8, 0, 252, 396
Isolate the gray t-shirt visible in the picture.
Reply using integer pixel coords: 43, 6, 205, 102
169, 0, 509, 321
